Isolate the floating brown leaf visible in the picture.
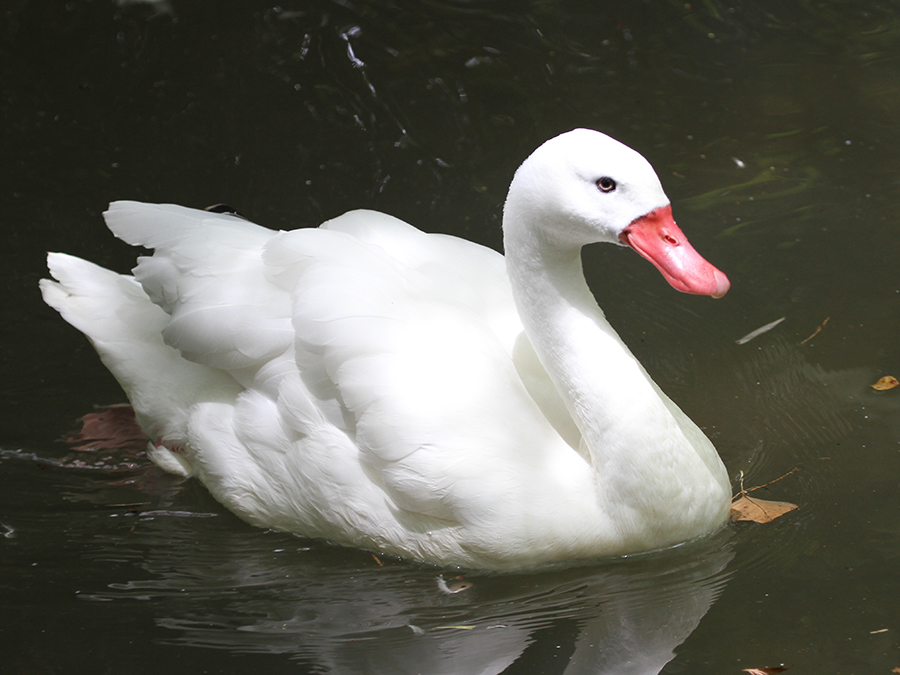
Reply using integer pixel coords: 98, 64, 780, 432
871, 376, 899, 391
743, 667, 789, 675
730, 495, 798, 523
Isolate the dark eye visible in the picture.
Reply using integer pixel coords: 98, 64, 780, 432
597, 177, 617, 193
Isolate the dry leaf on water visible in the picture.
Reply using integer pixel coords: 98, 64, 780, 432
743, 667, 789, 675
871, 376, 899, 391
730, 469, 799, 524
731, 495, 798, 523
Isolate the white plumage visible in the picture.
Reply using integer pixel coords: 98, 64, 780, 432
41, 129, 731, 569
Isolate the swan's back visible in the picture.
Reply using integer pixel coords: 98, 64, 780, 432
106, 203, 519, 375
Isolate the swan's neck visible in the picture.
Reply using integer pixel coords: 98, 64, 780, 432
503, 219, 728, 541
504, 228, 666, 462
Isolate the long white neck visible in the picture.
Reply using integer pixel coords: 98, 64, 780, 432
504, 222, 665, 464
502, 204, 730, 545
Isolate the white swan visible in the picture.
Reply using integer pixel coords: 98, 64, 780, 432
40, 129, 731, 569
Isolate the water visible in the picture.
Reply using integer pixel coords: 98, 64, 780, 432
3, 1, 899, 672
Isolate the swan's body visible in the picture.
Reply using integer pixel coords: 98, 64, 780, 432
41, 130, 731, 569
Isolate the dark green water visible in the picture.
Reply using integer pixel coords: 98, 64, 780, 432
2, 1, 899, 673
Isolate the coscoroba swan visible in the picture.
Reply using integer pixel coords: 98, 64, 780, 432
41, 129, 731, 569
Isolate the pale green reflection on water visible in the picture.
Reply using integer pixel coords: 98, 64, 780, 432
2, 1, 899, 673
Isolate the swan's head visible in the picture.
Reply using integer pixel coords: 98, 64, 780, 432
504, 129, 729, 297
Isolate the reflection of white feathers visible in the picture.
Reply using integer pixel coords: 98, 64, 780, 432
96, 523, 734, 675
40, 130, 730, 569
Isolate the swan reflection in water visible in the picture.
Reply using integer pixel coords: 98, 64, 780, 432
85, 510, 733, 675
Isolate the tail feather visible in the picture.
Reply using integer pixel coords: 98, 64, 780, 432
42, 252, 167, 343
40, 252, 241, 452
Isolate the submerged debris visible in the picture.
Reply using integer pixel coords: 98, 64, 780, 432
736, 317, 785, 345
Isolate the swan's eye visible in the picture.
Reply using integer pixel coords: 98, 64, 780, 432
596, 177, 617, 193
